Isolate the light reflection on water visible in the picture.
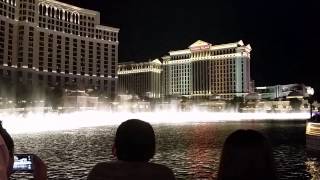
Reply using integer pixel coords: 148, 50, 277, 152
10, 122, 320, 180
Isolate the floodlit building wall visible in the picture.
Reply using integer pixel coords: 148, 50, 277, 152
0, 0, 119, 98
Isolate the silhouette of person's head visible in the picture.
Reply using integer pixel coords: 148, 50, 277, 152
218, 129, 277, 180
114, 119, 155, 162
0, 121, 14, 176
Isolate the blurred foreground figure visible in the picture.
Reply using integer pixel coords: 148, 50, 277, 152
88, 119, 175, 180
0, 134, 9, 179
0, 121, 47, 180
217, 129, 278, 180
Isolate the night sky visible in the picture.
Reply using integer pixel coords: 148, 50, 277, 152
61, 0, 317, 99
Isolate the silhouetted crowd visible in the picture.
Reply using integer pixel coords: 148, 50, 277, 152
1, 119, 278, 180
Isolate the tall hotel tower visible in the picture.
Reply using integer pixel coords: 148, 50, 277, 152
0, 0, 119, 97
162, 40, 252, 99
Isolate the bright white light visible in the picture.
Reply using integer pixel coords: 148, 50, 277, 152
0, 109, 309, 134
307, 87, 315, 96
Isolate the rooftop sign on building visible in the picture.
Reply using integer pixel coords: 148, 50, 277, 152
189, 40, 212, 52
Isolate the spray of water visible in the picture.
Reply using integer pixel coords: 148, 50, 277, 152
0, 108, 309, 134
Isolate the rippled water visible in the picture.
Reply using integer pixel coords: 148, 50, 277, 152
10, 121, 320, 179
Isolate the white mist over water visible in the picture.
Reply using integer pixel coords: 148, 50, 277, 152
0, 109, 310, 134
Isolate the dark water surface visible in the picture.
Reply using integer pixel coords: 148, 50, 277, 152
11, 121, 320, 179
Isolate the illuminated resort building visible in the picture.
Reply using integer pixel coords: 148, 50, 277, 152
0, 0, 119, 97
119, 40, 252, 100
255, 84, 314, 100
118, 59, 162, 98
162, 40, 252, 99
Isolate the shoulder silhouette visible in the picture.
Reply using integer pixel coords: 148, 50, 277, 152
88, 119, 175, 180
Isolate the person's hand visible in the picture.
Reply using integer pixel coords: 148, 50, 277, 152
32, 154, 47, 180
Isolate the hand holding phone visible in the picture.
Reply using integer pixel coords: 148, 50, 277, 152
32, 154, 47, 180
12, 154, 47, 179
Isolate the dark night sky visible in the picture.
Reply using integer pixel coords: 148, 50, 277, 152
61, 0, 318, 99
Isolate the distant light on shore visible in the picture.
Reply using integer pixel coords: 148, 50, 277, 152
0, 109, 309, 134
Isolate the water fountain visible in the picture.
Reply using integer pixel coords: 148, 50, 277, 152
0, 105, 310, 134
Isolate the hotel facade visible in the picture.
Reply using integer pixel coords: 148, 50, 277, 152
118, 59, 162, 99
119, 40, 252, 100
0, 0, 119, 98
163, 40, 252, 99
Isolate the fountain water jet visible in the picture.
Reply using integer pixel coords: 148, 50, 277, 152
0, 108, 309, 134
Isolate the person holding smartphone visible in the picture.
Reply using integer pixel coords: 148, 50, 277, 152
0, 120, 47, 180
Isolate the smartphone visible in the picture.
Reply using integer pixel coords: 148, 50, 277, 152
12, 154, 34, 173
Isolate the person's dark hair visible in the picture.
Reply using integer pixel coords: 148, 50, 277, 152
0, 120, 14, 158
217, 129, 277, 180
115, 119, 155, 162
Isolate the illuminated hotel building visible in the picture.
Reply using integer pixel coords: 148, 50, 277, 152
118, 59, 162, 98
255, 84, 314, 100
162, 40, 252, 99
119, 40, 252, 100
0, 0, 119, 97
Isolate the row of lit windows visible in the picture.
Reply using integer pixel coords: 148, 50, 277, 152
169, 64, 191, 68
214, 81, 237, 86
214, 87, 236, 90
37, 32, 117, 77
214, 71, 235, 77
27, 27, 33, 68
170, 76, 190, 82
171, 81, 190, 84
214, 88, 237, 92
18, 1, 35, 22
214, 68, 236, 73
38, 4, 96, 24
169, 72, 237, 79
213, 63, 235, 67
170, 49, 238, 60
191, 49, 237, 58
37, 16, 118, 40
5, 28, 116, 77
0, 20, 13, 65
169, 61, 236, 69
0, 70, 114, 85
119, 63, 162, 70
0, 0, 16, 5
17, 26, 28, 67
171, 54, 191, 60
213, 59, 236, 65
214, 70, 236, 76
171, 84, 190, 88
0, 69, 113, 90
213, 64, 236, 68
171, 89, 190, 93
1, 2, 118, 40
213, 80, 237, 86
168, 82, 240, 93
214, 90, 237, 94
171, 90, 190, 94
0, 22, 4, 64
170, 68, 190, 72
19, 2, 34, 10
21, 4, 118, 41
211, 48, 236, 55
39, 4, 80, 24
0, 1, 15, 19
